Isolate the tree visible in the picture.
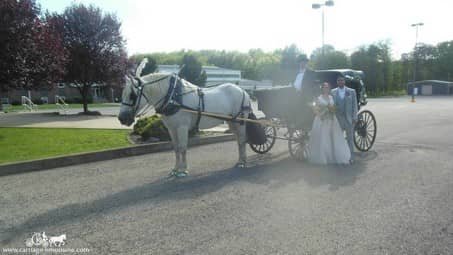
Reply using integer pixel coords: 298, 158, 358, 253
59, 4, 128, 113
178, 54, 206, 86
310, 45, 349, 70
279, 44, 301, 70
0, 0, 38, 90
130, 55, 157, 76
434, 41, 453, 81
276, 44, 303, 85
351, 42, 393, 95
0, 0, 66, 92
26, 13, 67, 89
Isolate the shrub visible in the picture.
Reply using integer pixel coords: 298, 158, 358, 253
133, 114, 199, 141
133, 115, 171, 141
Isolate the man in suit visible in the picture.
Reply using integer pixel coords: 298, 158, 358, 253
293, 54, 316, 92
331, 75, 358, 163
292, 54, 317, 130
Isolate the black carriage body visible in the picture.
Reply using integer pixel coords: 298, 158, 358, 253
254, 86, 314, 130
254, 69, 367, 127
251, 69, 376, 156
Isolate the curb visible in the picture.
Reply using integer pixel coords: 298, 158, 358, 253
0, 133, 235, 177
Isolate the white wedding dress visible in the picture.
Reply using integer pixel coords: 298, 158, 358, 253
308, 95, 351, 164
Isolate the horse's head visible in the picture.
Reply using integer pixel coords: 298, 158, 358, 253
118, 75, 144, 126
118, 58, 173, 126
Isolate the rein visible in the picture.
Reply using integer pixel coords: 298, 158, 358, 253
122, 74, 200, 118
121, 74, 170, 117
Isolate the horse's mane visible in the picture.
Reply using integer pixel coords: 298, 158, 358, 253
141, 73, 168, 83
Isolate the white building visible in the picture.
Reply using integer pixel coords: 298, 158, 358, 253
157, 65, 273, 90
157, 65, 242, 86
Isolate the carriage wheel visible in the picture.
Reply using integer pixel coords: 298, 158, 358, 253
288, 129, 309, 161
354, 110, 377, 152
249, 118, 277, 154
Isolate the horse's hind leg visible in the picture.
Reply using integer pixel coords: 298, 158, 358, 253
228, 122, 247, 168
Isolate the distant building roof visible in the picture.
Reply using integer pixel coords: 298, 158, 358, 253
157, 65, 241, 75
408, 80, 453, 86
157, 65, 241, 86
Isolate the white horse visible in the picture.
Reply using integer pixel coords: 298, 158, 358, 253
49, 234, 66, 247
118, 59, 252, 177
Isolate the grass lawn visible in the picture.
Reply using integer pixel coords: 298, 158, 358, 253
6, 103, 119, 112
0, 127, 131, 164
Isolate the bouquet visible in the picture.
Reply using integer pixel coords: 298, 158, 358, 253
313, 101, 336, 120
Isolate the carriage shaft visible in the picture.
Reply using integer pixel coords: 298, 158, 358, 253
180, 109, 279, 127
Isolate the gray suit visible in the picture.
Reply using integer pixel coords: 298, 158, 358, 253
331, 86, 358, 160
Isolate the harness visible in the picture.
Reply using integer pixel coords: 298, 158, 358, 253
123, 74, 250, 131
155, 75, 183, 116
121, 75, 168, 117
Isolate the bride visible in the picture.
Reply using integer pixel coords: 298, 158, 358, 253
308, 82, 351, 164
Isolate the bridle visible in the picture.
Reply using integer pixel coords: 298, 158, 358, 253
121, 74, 170, 117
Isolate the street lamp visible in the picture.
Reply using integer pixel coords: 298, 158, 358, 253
312, 0, 334, 57
411, 22, 423, 102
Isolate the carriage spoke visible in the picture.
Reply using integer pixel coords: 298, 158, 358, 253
366, 132, 373, 142
366, 133, 373, 145
365, 113, 370, 124
366, 134, 373, 145
364, 135, 370, 149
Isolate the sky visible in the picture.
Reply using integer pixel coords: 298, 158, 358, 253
37, 0, 453, 59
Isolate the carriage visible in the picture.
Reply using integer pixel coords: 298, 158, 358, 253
248, 69, 377, 161
120, 60, 377, 176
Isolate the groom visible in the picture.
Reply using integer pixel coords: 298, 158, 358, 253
331, 76, 358, 163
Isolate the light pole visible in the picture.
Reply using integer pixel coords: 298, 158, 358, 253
411, 22, 423, 102
312, 0, 334, 58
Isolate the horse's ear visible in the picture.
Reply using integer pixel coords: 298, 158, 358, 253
135, 58, 148, 78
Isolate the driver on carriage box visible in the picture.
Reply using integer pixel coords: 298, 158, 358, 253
293, 54, 316, 93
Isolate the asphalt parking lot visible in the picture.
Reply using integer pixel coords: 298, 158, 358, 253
1, 97, 452, 254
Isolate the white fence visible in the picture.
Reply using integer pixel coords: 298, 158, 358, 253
21, 96, 37, 111
55, 95, 69, 114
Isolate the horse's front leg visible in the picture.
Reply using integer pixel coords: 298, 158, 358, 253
175, 125, 190, 176
167, 127, 180, 176
229, 122, 247, 168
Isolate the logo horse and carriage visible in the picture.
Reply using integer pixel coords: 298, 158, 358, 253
25, 232, 67, 248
